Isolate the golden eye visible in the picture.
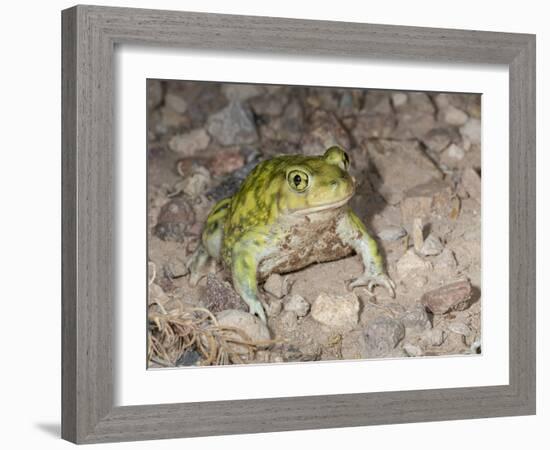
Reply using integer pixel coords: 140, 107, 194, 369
287, 169, 309, 192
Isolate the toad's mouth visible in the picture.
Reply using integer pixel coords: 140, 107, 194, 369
290, 193, 353, 216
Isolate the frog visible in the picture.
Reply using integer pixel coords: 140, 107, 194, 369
188, 146, 395, 322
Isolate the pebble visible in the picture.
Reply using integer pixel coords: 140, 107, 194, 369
154, 197, 195, 242
400, 304, 431, 330
205, 274, 246, 313
444, 143, 466, 161
206, 148, 245, 177
363, 316, 405, 358
301, 110, 351, 155
178, 166, 211, 198
176, 350, 201, 366
443, 105, 469, 126
207, 101, 258, 146
222, 84, 264, 102
341, 330, 367, 360
462, 168, 481, 202
284, 294, 310, 317
265, 298, 283, 317
263, 273, 288, 299
168, 128, 210, 156
216, 310, 271, 349
421, 279, 474, 315
396, 248, 432, 277
400, 180, 454, 226
378, 226, 407, 242
460, 118, 481, 145
311, 292, 360, 332
420, 234, 444, 256
412, 218, 424, 252
164, 92, 188, 114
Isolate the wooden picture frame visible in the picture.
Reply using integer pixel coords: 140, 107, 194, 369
61, 5, 536, 443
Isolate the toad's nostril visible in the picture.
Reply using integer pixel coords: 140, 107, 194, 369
330, 180, 339, 188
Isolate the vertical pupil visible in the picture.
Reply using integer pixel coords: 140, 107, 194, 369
294, 174, 302, 186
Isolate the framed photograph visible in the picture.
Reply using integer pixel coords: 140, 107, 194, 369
61, 5, 536, 444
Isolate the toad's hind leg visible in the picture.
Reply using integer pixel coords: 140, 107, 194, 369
188, 198, 231, 286
337, 209, 396, 297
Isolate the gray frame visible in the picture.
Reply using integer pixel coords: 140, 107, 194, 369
62, 4, 536, 444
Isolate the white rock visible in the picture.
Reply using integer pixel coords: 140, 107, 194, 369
284, 294, 310, 317
164, 92, 188, 114
460, 118, 481, 145
462, 168, 481, 202
443, 105, 469, 126
444, 143, 465, 160
216, 310, 271, 351
168, 128, 210, 156
396, 249, 432, 277
363, 316, 405, 357
378, 226, 407, 242
311, 292, 359, 331
420, 234, 444, 256
423, 328, 446, 346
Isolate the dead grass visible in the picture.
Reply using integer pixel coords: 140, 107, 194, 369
148, 302, 275, 367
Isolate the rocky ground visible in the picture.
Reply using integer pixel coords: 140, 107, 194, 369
146, 80, 482, 367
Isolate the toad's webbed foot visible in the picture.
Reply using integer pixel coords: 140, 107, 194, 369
347, 272, 396, 298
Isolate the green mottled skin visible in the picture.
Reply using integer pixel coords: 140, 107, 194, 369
189, 146, 394, 322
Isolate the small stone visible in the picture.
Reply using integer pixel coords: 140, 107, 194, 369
444, 143, 465, 160
460, 118, 481, 145
263, 273, 287, 299
443, 105, 469, 126
462, 168, 481, 202
311, 292, 360, 332
352, 114, 396, 141
447, 320, 472, 337
176, 166, 211, 198
420, 234, 444, 256
205, 274, 246, 313
391, 92, 408, 107
276, 310, 299, 333
403, 343, 424, 357
412, 218, 424, 252
369, 140, 443, 205
164, 92, 188, 114
216, 310, 271, 350
207, 101, 258, 146
400, 304, 431, 330
284, 294, 310, 317
166, 258, 188, 278
421, 279, 474, 315
363, 316, 405, 358
168, 128, 210, 156
154, 197, 195, 242
396, 249, 432, 277
377, 226, 407, 242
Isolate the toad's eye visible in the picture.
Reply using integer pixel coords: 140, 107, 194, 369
287, 169, 309, 192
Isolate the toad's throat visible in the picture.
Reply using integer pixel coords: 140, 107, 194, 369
288, 193, 353, 216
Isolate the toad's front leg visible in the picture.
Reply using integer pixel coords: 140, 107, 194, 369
230, 235, 267, 322
337, 209, 396, 298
